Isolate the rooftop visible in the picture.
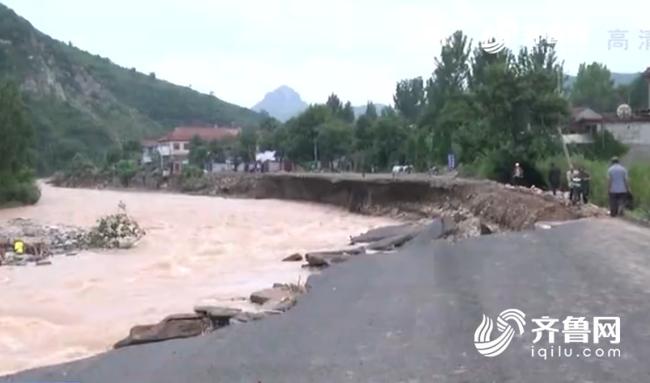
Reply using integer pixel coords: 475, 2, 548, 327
158, 126, 240, 142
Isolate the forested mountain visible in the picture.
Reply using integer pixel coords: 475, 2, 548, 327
0, 3, 262, 173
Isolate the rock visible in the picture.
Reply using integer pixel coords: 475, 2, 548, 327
66, 251, 78, 256
305, 253, 330, 267
250, 285, 301, 308
282, 253, 303, 262
117, 237, 137, 249
250, 287, 292, 305
36, 260, 52, 266
367, 232, 417, 251
268, 296, 297, 312
193, 306, 241, 327
479, 222, 493, 235
350, 223, 419, 244
114, 313, 210, 348
5, 260, 27, 267
232, 311, 267, 323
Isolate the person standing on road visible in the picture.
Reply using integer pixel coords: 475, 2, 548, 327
579, 167, 591, 204
607, 157, 630, 217
548, 163, 561, 196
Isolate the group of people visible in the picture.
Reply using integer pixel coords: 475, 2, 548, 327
513, 157, 632, 217
546, 163, 591, 204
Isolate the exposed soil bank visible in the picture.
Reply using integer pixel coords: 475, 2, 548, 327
163, 173, 586, 231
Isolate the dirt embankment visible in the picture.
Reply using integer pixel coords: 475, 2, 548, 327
248, 174, 587, 231
50, 171, 591, 231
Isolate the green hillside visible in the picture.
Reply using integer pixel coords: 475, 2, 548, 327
0, 3, 262, 173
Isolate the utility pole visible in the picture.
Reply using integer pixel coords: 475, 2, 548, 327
546, 37, 573, 169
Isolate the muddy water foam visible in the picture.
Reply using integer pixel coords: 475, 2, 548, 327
0, 183, 397, 375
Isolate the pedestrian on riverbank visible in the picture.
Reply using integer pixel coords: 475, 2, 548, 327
607, 157, 630, 217
512, 163, 524, 186
548, 163, 561, 196
579, 167, 591, 204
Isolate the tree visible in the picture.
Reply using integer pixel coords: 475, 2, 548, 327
326, 93, 343, 115
422, 31, 473, 162
570, 62, 617, 113
0, 80, 39, 204
188, 135, 208, 167
318, 120, 354, 169
364, 102, 378, 120
342, 101, 355, 123
627, 74, 649, 110
237, 127, 258, 167
286, 105, 331, 163
394, 77, 425, 122
370, 114, 408, 168
115, 159, 137, 187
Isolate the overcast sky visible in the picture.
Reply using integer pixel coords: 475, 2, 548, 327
4, 0, 649, 107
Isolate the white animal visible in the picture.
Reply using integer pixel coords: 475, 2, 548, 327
392, 165, 413, 177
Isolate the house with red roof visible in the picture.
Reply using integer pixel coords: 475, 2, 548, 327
142, 125, 240, 175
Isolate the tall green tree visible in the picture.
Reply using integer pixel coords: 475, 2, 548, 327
237, 127, 258, 166
422, 30, 472, 162
394, 77, 425, 122
342, 101, 355, 123
318, 120, 354, 168
188, 136, 208, 167
627, 74, 649, 110
326, 94, 343, 115
570, 62, 618, 113
364, 102, 378, 120
0, 80, 39, 204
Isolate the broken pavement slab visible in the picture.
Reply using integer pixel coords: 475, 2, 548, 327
250, 286, 295, 305
193, 306, 242, 327
304, 247, 365, 267
282, 253, 303, 262
350, 223, 422, 244
249, 285, 303, 313
113, 313, 211, 349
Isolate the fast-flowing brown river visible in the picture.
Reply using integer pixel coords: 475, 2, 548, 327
0, 183, 397, 376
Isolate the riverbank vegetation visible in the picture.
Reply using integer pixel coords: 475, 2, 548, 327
0, 80, 40, 206
48, 30, 650, 215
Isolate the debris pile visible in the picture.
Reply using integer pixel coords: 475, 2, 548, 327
1, 204, 146, 267
86, 203, 146, 249
0, 218, 90, 266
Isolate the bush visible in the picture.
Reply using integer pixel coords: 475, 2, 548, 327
570, 130, 628, 161
179, 165, 208, 192
65, 153, 98, 179
87, 210, 146, 248
181, 165, 204, 179
0, 180, 41, 205
460, 149, 547, 188
629, 162, 650, 212
115, 159, 137, 186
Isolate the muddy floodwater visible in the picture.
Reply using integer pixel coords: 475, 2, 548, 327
0, 183, 397, 376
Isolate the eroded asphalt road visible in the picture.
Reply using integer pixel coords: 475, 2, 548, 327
4, 218, 650, 383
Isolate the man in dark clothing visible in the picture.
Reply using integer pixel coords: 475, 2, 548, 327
548, 163, 561, 196
579, 167, 591, 204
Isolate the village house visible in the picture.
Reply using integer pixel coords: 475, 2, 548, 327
142, 126, 240, 175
